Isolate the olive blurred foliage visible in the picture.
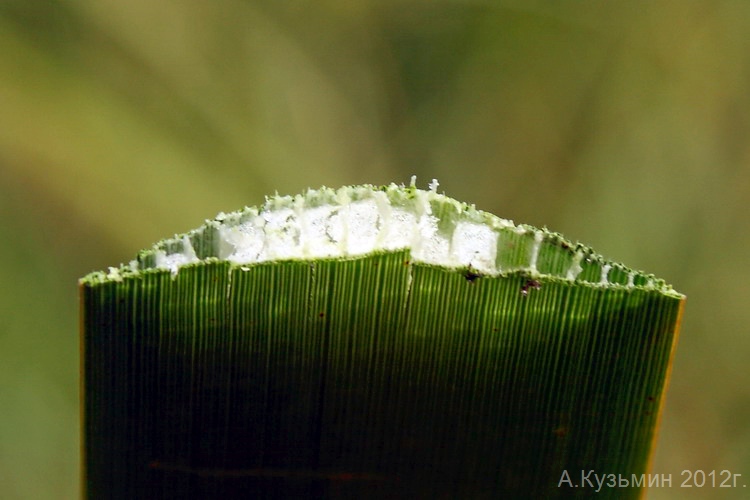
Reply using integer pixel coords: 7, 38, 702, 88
1, 1, 749, 498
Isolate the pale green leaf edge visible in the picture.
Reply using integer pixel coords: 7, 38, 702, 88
79, 182, 684, 300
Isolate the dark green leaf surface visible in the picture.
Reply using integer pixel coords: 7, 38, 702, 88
81, 249, 683, 498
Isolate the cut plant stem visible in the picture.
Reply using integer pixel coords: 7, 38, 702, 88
80, 182, 684, 499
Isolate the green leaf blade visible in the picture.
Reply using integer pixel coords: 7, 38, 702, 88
80, 183, 683, 498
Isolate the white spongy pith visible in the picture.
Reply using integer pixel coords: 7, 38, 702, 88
121, 179, 679, 296
209, 183, 508, 275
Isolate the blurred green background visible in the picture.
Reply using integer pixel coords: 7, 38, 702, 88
1, 1, 749, 498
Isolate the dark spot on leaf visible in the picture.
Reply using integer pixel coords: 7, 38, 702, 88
319, 312, 325, 318
521, 279, 541, 296
464, 270, 480, 283
646, 396, 655, 402
552, 426, 568, 438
